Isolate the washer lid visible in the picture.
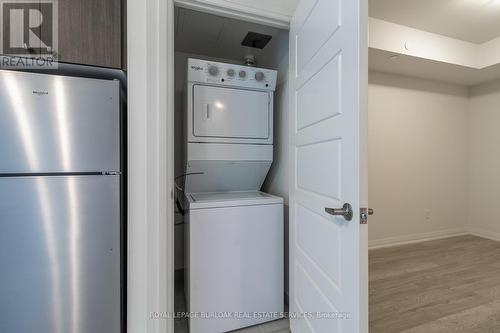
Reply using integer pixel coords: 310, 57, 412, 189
187, 191, 283, 209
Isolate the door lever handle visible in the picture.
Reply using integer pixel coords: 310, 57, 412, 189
325, 203, 353, 221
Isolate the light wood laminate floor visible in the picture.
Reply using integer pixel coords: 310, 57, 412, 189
370, 235, 500, 333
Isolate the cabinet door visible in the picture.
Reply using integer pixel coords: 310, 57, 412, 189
57, 0, 122, 68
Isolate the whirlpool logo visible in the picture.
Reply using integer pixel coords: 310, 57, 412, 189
191, 65, 204, 71
32, 90, 48, 96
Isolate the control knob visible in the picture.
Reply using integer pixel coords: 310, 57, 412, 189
227, 68, 235, 77
255, 71, 265, 81
239, 70, 247, 78
208, 65, 219, 76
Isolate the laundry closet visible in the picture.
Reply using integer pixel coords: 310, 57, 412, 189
173, 6, 291, 333
169, 0, 369, 331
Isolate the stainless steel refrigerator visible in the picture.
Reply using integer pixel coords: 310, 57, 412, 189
0, 69, 124, 333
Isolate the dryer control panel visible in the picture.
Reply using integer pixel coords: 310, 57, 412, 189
187, 58, 277, 91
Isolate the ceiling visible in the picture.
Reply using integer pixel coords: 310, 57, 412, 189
369, 48, 500, 86
369, 0, 500, 44
174, 7, 289, 69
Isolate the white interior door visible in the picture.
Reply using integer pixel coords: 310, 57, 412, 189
288, 0, 368, 332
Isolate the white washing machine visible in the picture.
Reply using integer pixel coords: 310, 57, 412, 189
184, 191, 284, 333
183, 59, 284, 333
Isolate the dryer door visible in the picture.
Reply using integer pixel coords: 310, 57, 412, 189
192, 85, 270, 141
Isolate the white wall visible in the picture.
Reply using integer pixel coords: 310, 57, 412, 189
368, 72, 469, 247
175, 0, 299, 28
369, 18, 500, 69
369, 18, 478, 68
263, 53, 290, 201
217, 0, 298, 17
262, 52, 289, 295
127, 0, 173, 332
468, 81, 500, 240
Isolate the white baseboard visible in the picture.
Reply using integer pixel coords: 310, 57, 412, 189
467, 227, 500, 242
369, 228, 468, 250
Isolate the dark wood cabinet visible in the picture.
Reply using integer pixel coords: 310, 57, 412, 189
57, 0, 123, 68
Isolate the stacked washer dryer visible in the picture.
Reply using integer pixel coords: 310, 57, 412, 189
183, 58, 284, 333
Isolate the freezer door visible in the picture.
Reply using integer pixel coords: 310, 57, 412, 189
0, 70, 120, 173
0, 175, 121, 333
192, 85, 270, 140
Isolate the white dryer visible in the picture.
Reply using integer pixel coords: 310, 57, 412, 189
184, 58, 277, 193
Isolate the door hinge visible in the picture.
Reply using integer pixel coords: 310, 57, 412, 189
360, 208, 374, 224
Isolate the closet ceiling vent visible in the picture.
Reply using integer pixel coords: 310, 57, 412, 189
241, 32, 272, 49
